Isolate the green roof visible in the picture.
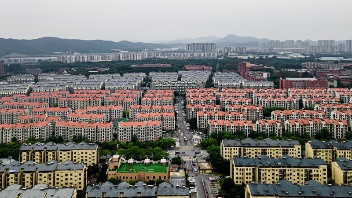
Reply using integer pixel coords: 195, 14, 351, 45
117, 162, 168, 173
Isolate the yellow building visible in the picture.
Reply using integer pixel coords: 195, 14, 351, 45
245, 179, 352, 198
0, 160, 86, 190
305, 139, 352, 164
107, 156, 170, 182
221, 138, 301, 160
20, 142, 99, 166
332, 157, 352, 185
231, 155, 327, 185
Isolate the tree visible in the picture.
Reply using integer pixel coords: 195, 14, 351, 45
87, 164, 99, 177
131, 135, 139, 144
156, 179, 165, 185
347, 131, 352, 139
315, 128, 333, 141
123, 111, 129, 118
220, 178, 244, 198
187, 118, 197, 130
171, 156, 182, 165
108, 178, 122, 185
200, 138, 218, 149
11, 137, 19, 143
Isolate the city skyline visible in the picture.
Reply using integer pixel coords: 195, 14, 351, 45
1, 0, 352, 42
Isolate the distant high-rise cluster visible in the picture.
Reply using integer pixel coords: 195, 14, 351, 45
0, 60, 4, 77
259, 39, 352, 53
346, 40, 352, 52
186, 43, 216, 53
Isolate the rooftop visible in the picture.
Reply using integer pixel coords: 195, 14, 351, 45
117, 162, 168, 173
249, 179, 352, 197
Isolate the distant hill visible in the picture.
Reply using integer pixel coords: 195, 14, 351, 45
212, 34, 270, 44
0, 37, 170, 57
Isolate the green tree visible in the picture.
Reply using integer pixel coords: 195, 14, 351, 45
315, 128, 332, 141
108, 178, 122, 185
123, 110, 129, 118
11, 137, 19, 143
156, 179, 165, 185
200, 138, 218, 149
187, 118, 197, 130
171, 156, 182, 165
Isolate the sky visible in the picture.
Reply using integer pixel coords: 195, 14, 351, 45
1, 0, 351, 42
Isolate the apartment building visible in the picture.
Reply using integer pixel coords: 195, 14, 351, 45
54, 121, 113, 142
67, 112, 108, 123
255, 120, 283, 137
84, 105, 123, 121
135, 112, 175, 131
0, 160, 86, 190
284, 119, 348, 139
141, 97, 173, 106
220, 138, 301, 160
32, 107, 70, 119
332, 157, 352, 185
231, 155, 327, 185
305, 139, 352, 164
19, 142, 99, 166
219, 98, 252, 109
187, 96, 216, 105
303, 97, 340, 108
0, 122, 52, 143
271, 110, 326, 122
59, 98, 101, 110
1, 102, 49, 110
315, 104, 352, 117
0, 109, 27, 124
259, 97, 299, 110
207, 120, 254, 136
186, 104, 221, 120
130, 105, 174, 119
107, 155, 170, 182
225, 105, 263, 121
245, 179, 352, 198
331, 110, 352, 128
117, 121, 162, 142
197, 111, 246, 130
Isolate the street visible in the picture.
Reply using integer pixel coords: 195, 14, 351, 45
175, 99, 214, 198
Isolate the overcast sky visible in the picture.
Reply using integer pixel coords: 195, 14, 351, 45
1, 0, 351, 42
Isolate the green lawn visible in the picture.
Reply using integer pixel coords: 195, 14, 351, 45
117, 162, 168, 173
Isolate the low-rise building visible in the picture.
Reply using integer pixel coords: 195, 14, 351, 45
221, 138, 301, 160
332, 157, 352, 185
305, 139, 352, 164
19, 142, 99, 166
86, 181, 158, 198
0, 184, 76, 198
107, 156, 170, 182
231, 155, 327, 185
245, 179, 352, 198
0, 160, 86, 190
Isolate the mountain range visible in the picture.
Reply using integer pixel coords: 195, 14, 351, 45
0, 35, 336, 57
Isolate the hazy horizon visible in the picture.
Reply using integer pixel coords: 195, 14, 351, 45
1, 0, 352, 42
